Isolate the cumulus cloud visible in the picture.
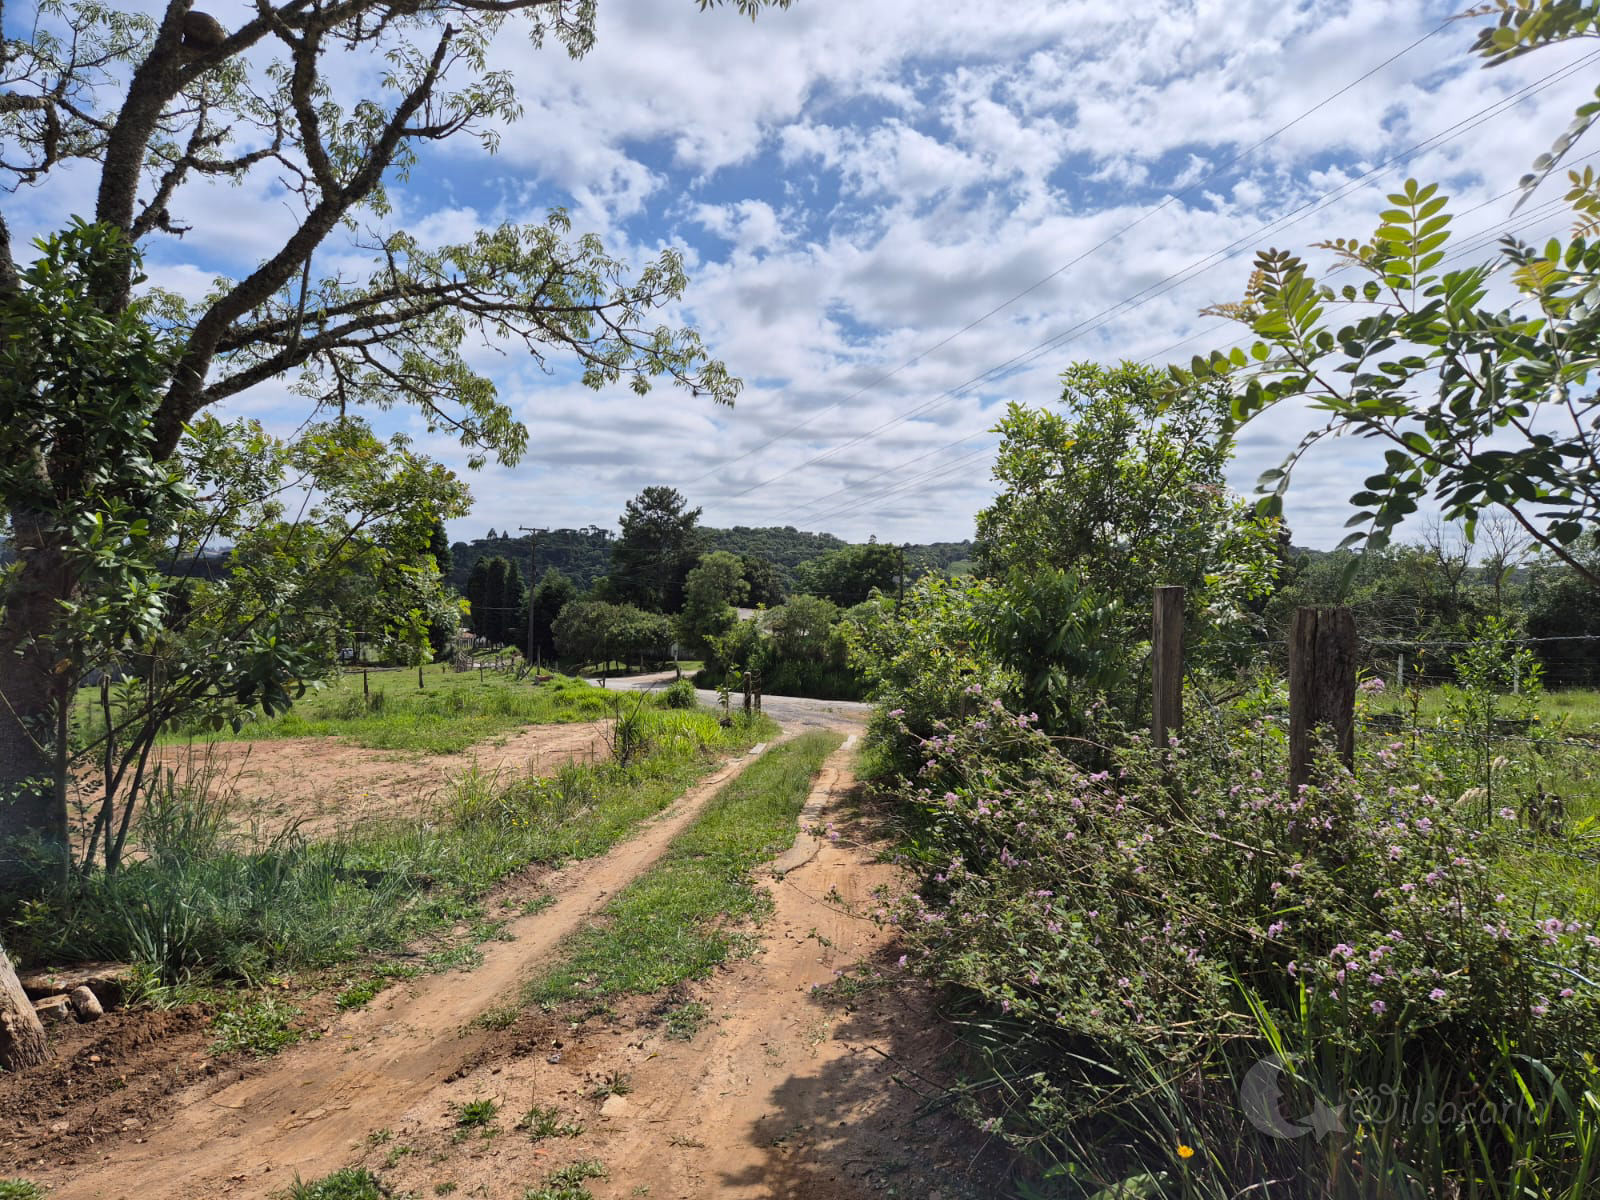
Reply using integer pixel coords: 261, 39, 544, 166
11, 0, 1590, 548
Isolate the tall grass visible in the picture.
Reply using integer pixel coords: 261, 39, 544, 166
5, 705, 776, 983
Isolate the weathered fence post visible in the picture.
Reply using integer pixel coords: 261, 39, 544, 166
1289, 606, 1357, 796
1152, 586, 1185, 754
743, 671, 753, 717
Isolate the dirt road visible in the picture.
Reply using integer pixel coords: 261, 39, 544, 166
42, 740, 779, 1199
30, 695, 996, 1198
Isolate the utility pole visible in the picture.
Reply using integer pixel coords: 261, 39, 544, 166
897, 543, 908, 613
518, 526, 546, 671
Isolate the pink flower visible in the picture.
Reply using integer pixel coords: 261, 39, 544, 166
1429, 988, 1447, 1001
1371, 1000, 1387, 1015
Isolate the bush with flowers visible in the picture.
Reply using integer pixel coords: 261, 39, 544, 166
884, 691, 1600, 1197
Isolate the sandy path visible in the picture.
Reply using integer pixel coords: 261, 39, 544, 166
363, 736, 991, 1200
143, 720, 612, 841
578, 736, 980, 1199
46, 739, 781, 1200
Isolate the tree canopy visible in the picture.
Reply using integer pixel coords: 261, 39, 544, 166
0, 0, 794, 890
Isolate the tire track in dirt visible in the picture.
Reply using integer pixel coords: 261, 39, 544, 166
578, 735, 986, 1199
367, 734, 996, 1200
43, 739, 786, 1200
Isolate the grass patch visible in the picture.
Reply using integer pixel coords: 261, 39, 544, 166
523, 1160, 607, 1200
519, 1104, 585, 1140
8, 708, 776, 992
277, 1166, 386, 1199
525, 730, 842, 1006
210, 996, 302, 1057
0, 1182, 47, 1200
452, 1098, 498, 1127
169, 672, 616, 754
662, 1000, 711, 1041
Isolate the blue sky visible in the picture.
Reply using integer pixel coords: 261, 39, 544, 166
9, 0, 1597, 548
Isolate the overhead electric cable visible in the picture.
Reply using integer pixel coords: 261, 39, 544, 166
681, 20, 1452, 488
717, 47, 1600, 505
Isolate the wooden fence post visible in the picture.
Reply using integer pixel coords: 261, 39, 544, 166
743, 671, 753, 717
1289, 606, 1357, 796
1152, 586, 1185, 753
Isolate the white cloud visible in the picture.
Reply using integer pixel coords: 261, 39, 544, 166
9, 0, 1591, 551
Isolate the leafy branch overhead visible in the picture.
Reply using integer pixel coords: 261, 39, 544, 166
0, 0, 793, 465
0, 0, 793, 891
1183, 174, 1600, 590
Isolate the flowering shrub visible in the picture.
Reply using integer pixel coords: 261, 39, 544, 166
887, 701, 1600, 1196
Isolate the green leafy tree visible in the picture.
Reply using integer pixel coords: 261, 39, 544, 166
0, 0, 792, 891
610, 486, 705, 612
428, 518, 454, 580
977, 361, 1281, 677
738, 554, 788, 607
464, 557, 492, 643
485, 557, 511, 645
674, 551, 747, 655
792, 541, 901, 606
1190, 10, 1600, 590
553, 599, 668, 671
765, 594, 838, 662
521, 568, 577, 664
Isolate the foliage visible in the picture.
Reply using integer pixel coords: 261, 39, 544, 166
464, 555, 527, 646
1191, 173, 1600, 595
449, 527, 614, 595
1528, 536, 1600, 686
210, 996, 303, 1057
525, 731, 840, 1005
0, 1181, 46, 1200
674, 550, 747, 655
764, 593, 839, 662
736, 553, 788, 606
518, 568, 577, 664
977, 361, 1281, 680
661, 678, 698, 709
610, 486, 704, 612
552, 599, 672, 671
793, 541, 902, 606
200, 672, 614, 754
844, 576, 1014, 772
886, 701, 1600, 1197
0, 0, 795, 889
278, 1167, 388, 1200
452, 1098, 499, 1127
697, 593, 866, 700
6, 701, 771, 985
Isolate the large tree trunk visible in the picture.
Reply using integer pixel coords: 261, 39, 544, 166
0, 506, 75, 895
0, 939, 50, 1071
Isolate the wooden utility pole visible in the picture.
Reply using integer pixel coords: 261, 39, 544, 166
1288, 606, 1358, 795
897, 543, 908, 613
1152, 586, 1185, 753
518, 526, 546, 670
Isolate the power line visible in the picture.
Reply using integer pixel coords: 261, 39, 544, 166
731, 50, 1600, 524
681, 21, 1452, 490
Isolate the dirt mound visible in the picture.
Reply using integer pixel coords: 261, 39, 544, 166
0, 1005, 217, 1172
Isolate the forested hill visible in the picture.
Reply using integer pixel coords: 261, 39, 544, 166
701, 526, 845, 568
449, 525, 973, 594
